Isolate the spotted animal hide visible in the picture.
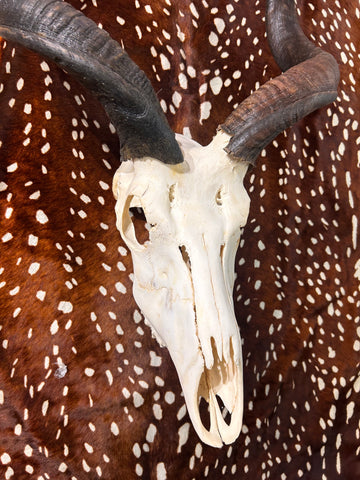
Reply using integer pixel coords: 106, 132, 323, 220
0, 0, 359, 479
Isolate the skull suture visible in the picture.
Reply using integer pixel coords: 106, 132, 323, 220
113, 131, 250, 447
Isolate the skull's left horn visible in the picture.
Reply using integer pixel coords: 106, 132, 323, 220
0, 0, 183, 165
220, 0, 340, 165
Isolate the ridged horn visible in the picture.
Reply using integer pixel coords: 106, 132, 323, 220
220, 0, 340, 165
0, 0, 183, 164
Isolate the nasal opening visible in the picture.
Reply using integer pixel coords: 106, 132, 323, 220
199, 392, 233, 430
216, 395, 232, 425
199, 397, 211, 431
194, 335, 243, 445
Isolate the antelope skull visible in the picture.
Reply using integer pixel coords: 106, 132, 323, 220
113, 131, 249, 445
0, 0, 339, 447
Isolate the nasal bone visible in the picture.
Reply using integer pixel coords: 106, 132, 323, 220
180, 243, 243, 447
188, 242, 238, 370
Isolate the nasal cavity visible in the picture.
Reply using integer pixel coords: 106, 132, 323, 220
199, 396, 211, 431
197, 390, 233, 435
216, 395, 232, 426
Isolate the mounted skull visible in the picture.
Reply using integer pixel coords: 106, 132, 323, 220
113, 131, 249, 446
0, 0, 339, 447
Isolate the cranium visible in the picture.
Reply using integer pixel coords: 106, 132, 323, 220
0, 0, 338, 448
113, 131, 249, 446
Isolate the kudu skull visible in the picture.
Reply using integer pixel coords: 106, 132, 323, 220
0, 0, 339, 447
113, 131, 249, 445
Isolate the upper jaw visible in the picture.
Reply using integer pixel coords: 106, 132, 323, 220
133, 245, 244, 448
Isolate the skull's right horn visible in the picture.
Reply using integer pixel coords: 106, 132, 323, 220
220, 0, 340, 165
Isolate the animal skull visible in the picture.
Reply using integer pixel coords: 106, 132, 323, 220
113, 131, 250, 447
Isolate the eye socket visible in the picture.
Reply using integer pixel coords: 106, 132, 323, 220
130, 206, 156, 241
129, 206, 146, 222
121, 196, 152, 249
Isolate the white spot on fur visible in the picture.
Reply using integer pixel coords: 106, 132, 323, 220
177, 423, 190, 453
36, 210, 49, 224
41, 143, 50, 154
28, 235, 38, 246
156, 463, 167, 480
55, 362, 67, 379
7, 162, 18, 172
352, 215, 358, 250
42, 400, 49, 416
105, 370, 113, 386
214, 17, 226, 34
29, 190, 40, 200
355, 259, 360, 281
1, 453, 11, 465
346, 402, 355, 423
146, 424, 157, 443
50, 320, 59, 335
178, 73, 188, 90
2, 233, 13, 243
210, 76, 223, 95
58, 301, 73, 314
40, 61, 50, 72
36, 290, 46, 301
24, 445, 33, 457
28, 262, 40, 275
160, 53, 171, 70
150, 351, 162, 367
111, 422, 119, 436
200, 101, 212, 123
115, 282, 126, 294
209, 31, 219, 46
16, 78, 24, 90
133, 392, 144, 408
24, 103, 32, 114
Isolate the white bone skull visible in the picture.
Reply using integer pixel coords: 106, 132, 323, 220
113, 131, 250, 447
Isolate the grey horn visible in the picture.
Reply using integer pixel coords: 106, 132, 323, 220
221, 0, 340, 165
0, 0, 183, 164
